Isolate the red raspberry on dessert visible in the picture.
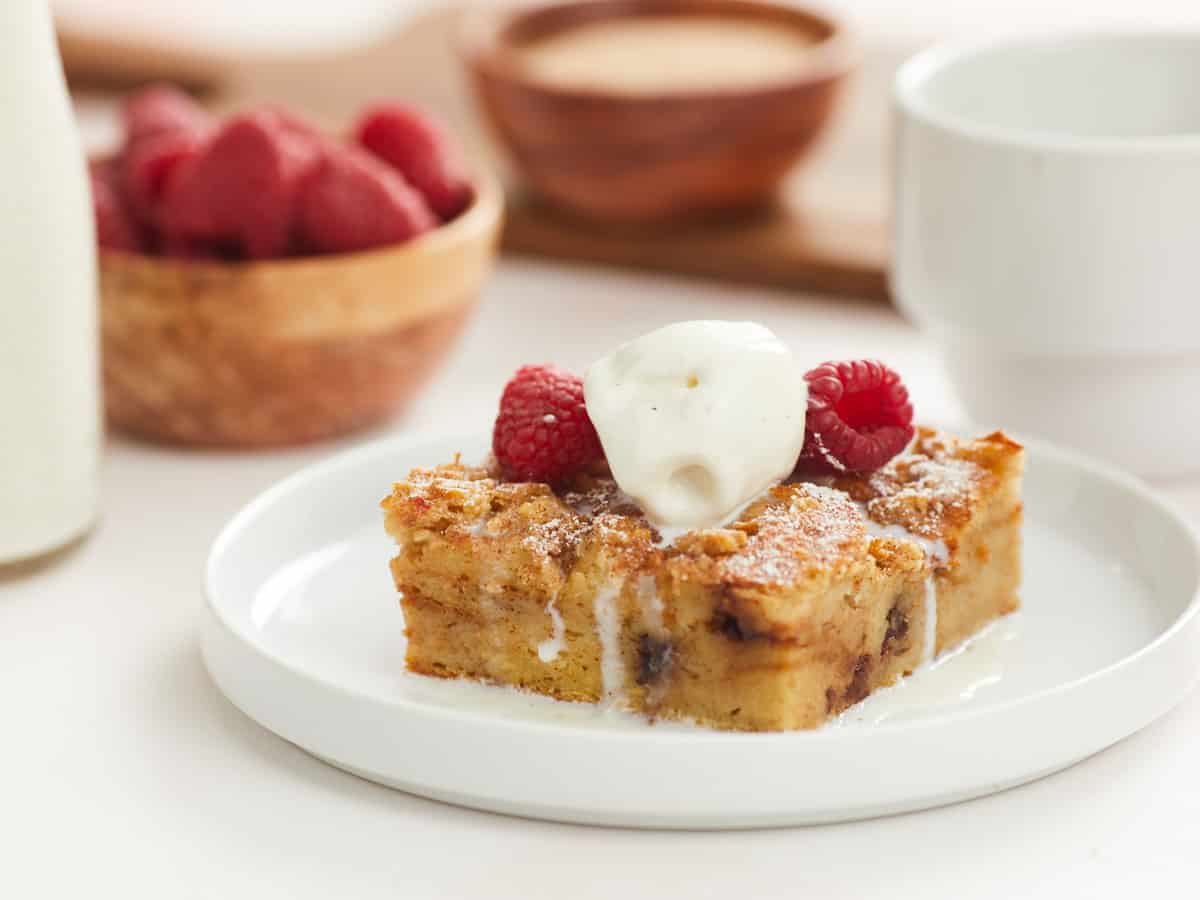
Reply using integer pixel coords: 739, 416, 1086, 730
354, 103, 473, 221
799, 359, 915, 473
492, 364, 605, 485
297, 145, 436, 255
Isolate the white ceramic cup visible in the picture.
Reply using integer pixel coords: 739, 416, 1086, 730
892, 33, 1200, 478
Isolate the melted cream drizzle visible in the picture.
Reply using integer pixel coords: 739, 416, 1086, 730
651, 486, 773, 547
636, 574, 664, 633
921, 574, 937, 662
593, 582, 625, 704
635, 574, 672, 705
862, 517, 949, 664
537, 595, 567, 662
830, 617, 1017, 728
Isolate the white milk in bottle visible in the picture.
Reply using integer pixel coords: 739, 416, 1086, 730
0, 0, 101, 562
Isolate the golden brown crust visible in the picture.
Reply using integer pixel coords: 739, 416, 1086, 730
381, 427, 1024, 731
381, 428, 1023, 630
829, 427, 1019, 540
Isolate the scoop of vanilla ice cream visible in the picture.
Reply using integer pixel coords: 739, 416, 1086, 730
583, 320, 807, 529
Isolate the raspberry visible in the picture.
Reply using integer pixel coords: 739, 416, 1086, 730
297, 145, 436, 254
355, 103, 473, 221
121, 129, 203, 228
161, 235, 227, 260
800, 359, 914, 473
266, 108, 328, 147
162, 110, 322, 259
492, 365, 604, 485
122, 85, 211, 143
89, 160, 142, 252
119, 87, 211, 234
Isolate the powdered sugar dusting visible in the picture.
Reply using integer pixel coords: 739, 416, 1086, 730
876, 455, 977, 504
860, 439, 986, 540
561, 481, 642, 520
520, 516, 589, 561
719, 483, 867, 586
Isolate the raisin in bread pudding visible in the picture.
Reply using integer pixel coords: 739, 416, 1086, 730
381, 322, 1023, 731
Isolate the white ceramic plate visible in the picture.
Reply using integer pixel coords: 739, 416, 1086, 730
202, 432, 1200, 828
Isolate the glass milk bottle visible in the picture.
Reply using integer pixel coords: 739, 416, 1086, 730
0, 0, 101, 563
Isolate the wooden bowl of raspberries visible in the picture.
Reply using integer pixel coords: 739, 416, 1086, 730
91, 87, 502, 448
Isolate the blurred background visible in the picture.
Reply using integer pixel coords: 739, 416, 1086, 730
54, 0, 1200, 53
60, 0, 1200, 150
56, 0, 1200, 459
61, 0, 1200, 266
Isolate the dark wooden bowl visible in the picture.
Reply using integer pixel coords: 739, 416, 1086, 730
462, 0, 854, 224
99, 170, 503, 448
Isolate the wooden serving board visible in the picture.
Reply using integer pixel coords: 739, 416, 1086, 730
60, 7, 903, 301
502, 191, 888, 298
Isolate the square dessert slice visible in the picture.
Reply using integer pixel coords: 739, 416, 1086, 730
382, 428, 1023, 732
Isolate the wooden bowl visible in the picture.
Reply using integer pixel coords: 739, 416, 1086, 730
462, 0, 854, 224
99, 170, 503, 448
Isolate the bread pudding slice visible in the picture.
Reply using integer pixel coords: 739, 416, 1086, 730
381, 428, 1023, 732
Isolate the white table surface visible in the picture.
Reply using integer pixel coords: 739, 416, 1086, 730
3, 258, 1199, 898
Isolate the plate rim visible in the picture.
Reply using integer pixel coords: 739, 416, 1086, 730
204, 428, 1200, 745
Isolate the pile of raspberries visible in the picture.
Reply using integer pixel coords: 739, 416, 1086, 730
91, 86, 473, 260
